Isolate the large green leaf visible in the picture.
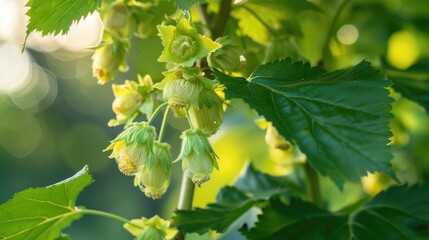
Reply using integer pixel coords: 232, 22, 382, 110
172, 164, 294, 234
234, 163, 305, 198
25, 0, 101, 36
231, 0, 320, 43
0, 166, 93, 240
392, 77, 429, 113
173, 187, 260, 234
242, 185, 429, 240
215, 59, 394, 187
241, 197, 346, 240
174, 0, 205, 10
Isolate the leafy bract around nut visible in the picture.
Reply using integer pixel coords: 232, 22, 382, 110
134, 142, 172, 199
105, 122, 156, 175
154, 67, 205, 107
124, 215, 177, 240
157, 19, 221, 66
178, 129, 219, 186
92, 39, 129, 85
188, 85, 225, 135
108, 75, 155, 127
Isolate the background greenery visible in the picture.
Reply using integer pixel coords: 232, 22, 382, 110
1, 0, 429, 239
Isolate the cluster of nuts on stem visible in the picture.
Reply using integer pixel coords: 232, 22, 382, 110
94, 1, 223, 200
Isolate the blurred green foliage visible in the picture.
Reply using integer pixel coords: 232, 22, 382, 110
1, 0, 429, 239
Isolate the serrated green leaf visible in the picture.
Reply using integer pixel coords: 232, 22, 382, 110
346, 185, 429, 239
25, 0, 101, 36
241, 197, 346, 240
232, 0, 320, 43
173, 164, 298, 234
174, 0, 205, 10
0, 166, 93, 240
215, 59, 394, 188
173, 187, 259, 234
242, 185, 429, 240
391, 77, 429, 113
234, 163, 305, 198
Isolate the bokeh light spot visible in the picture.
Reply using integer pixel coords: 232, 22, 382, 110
0, 43, 31, 94
0, 111, 41, 158
337, 24, 359, 45
387, 31, 420, 70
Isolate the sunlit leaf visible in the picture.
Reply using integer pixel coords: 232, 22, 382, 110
215, 59, 394, 188
25, 0, 101, 37
0, 166, 93, 240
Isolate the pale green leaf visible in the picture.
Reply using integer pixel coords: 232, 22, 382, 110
215, 59, 394, 187
25, 0, 101, 36
0, 166, 93, 240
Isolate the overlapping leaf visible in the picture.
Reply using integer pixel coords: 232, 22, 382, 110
174, 0, 205, 10
215, 59, 394, 187
392, 77, 429, 113
0, 166, 93, 240
25, 0, 101, 36
172, 164, 297, 234
232, 0, 321, 43
242, 185, 429, 239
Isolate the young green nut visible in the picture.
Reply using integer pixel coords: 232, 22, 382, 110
170, 35, 199, 61
92, 41, 126, 84
188, 103, 223, 135
105, 122, 156, 175
123, 215, 172, 239
102, 3, 132, 37
112, 92, 142, 118
162, 78, 200, 107
134, 142, 171, 199
189, 89, 224, 135
178, 129, 219, 186
265, 124, 291, 151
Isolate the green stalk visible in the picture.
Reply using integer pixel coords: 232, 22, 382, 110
177, 173, 195, 210
77, 208, 143, 229
241, 5, 279, 37
319, 0, 351, 66
303, 162, 322, 208
157, 106, 170, 142
174, 174, 195, 240
147, 102, 169, 125
212, 0, 233, 38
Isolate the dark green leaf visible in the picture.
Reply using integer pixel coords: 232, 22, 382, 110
174, 0, 205, 10
345, 185, 429, 239
55, 234, 70, 240
173, 164, 295, 234
26, 0, 101, 36
0, 166, 93, 240
234, 163, 304, 198
173, 187, 259, 234
392, 77, 429, 113
215, 59, 394, 187
241, 197, 346, 240
231, 0, 320, 43
243, 185, 429, 240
